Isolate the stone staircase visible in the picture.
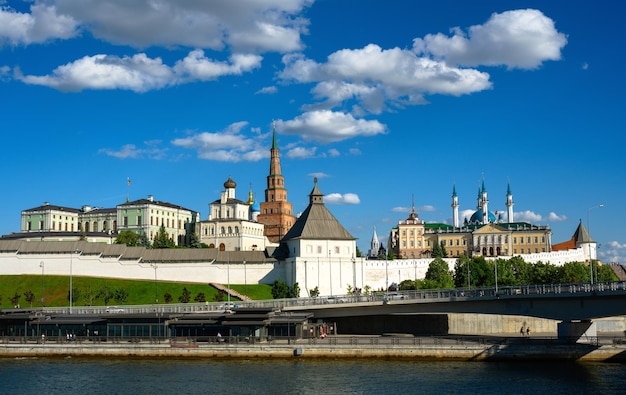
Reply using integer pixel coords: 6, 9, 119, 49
610, 263, 626, 281
209, 283, 252, 301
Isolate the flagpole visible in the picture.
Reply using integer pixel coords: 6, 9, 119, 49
127, 177, 131, 202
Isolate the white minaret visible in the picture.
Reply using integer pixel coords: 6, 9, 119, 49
481, 179, 489, 224
506, 180, 514, 223
451, 184, 459, 227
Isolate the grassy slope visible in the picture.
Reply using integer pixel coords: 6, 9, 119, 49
0, 275, 273, 308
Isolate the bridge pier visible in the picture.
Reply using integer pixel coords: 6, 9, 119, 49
557, 320, 597, 344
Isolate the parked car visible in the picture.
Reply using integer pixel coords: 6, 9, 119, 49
385, 292, 407, 300
106, 306, 125, 313
218, 302, 239, 310
323, 296, 348, 304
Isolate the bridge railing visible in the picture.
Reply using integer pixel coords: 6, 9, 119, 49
21, 280, 626, 316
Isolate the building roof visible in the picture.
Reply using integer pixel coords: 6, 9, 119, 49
118, 197, 195, 213
282, 179, 354, 241
22, 203, 81, 214
572, 219, 593, 243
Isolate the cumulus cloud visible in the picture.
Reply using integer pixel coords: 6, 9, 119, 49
392, 206, 410, 213
256, 86, 278, 94
308, 172, 330, 179
99, 141, 167, 160
327, 148, 340, 157
171, 121, 269, 162
546, 212, 567, 222
286, 146, 316, 159
513, 210, 543, 223
599, 240, 626, 265
17, 50, 262, 92
0, 3, 79, 46
325, 193, 360, 205
277, 110, 386, 143
18, 0, 312, 52
413, 9, 567, 69
280, 45, 492, 114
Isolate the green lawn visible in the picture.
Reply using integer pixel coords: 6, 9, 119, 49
0, 275, 273, 308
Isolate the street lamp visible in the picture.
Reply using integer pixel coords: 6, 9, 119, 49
587, 204, 604, 285
243, 260, 247, 297
328, 250, 332, 296
227, 252, 230, 304
40, 261, 45, 307
69, 250, 75, 314
151, 263, 158, 304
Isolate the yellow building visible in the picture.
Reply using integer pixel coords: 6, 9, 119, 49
389, 181, 551, 259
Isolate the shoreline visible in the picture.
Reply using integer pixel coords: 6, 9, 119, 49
2, 341, 626, 362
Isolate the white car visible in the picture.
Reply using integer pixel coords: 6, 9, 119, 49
218, 302, 239, 310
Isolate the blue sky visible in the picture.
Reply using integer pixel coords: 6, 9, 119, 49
1, 0, 624, 264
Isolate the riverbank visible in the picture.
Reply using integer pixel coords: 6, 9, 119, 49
2, 338, 626, 362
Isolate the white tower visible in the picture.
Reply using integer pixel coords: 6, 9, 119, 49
370, 227, 380, 258
506, 181, 514, 223
451, 184, 459, 227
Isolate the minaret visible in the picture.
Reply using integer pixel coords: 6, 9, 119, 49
506, 180, 514, 223
481, 179, 489, 224
451, 184, 459, 228
258, 121, 296, 243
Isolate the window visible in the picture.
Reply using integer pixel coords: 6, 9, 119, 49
235, 226, 239, 234
334, 246, 340, 254
138, 216, 142, 226
317, 246, 322, 254
27, 221, 32, 231
124, 217, 128, 226
228, 226, 232, 234
534, 236, 538, 243
221, 227, 225, 234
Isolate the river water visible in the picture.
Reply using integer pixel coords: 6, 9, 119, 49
1, 358, 625, 394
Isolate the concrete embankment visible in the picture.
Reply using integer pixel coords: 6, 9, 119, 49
2, 342, 626, 362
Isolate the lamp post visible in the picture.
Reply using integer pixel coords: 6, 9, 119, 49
40, 261, 45, 307
69, 250, 74, 314
328, 250, 333, 296
151, 263, 158, 304
243, 260, 247, 297
587, 204, 604, 285
227, 252, 230, 304
494, 260, 498, 295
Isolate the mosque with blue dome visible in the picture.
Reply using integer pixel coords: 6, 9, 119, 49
388, 179, 554, 260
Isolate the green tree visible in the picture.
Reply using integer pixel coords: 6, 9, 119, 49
289, 282, 301, 298
509, 256, 532, 285
10, 292, 20, 307
139, 232, 151, 248
67, 288, 80, 304
271, 279, 290, 299
178, 287, 191, 303
153, 224, 176, 248
194, 292, 206, 302
189, 232, 202, 248
163, 292, 173, 303
115, 230, 141, 246
355, 246, 362, 257
214, 290, 225, 302
454, 255, 471, 288
399, 279, 417, 290
492, 258, 516, 287
558, 262, 589, 283
596, 263, 618, 282
23, 290, 35, 307
529, 261, 560, 284
431, 242, 443, 258
97, 286, 114, 305
425, 257, 454, 288
309, 286, 320, 297
113, 288, 128, 304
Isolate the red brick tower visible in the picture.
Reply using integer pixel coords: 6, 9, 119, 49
257, 123, 296, 243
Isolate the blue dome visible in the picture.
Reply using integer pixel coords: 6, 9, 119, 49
250, 202, 260, 212
469, 209, 497, 224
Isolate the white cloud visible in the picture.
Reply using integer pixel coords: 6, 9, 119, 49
0, 3, 79, 46
325, 193, 360, 205
419, 205, 437, 212
308, 172, 330, 179
17, 53, 174, 92
99, 142, 167, 160
278, 110, 386, 143
546, 212, 567, 222
392, 206, 410, 213
348, 148, 362, 155
327, 148, 340, 157
280, 45, 492, 114
514, 210, 543, 223
48, 0, 312, 52
412, 9, 567, 69
599, 240, 626, 265
286, 146, 316, 159
17, 50, 262, 92
256, 86, 278, 94
171, 122, 269, 162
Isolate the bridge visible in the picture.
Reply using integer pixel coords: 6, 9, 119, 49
4, 281, 626, 343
